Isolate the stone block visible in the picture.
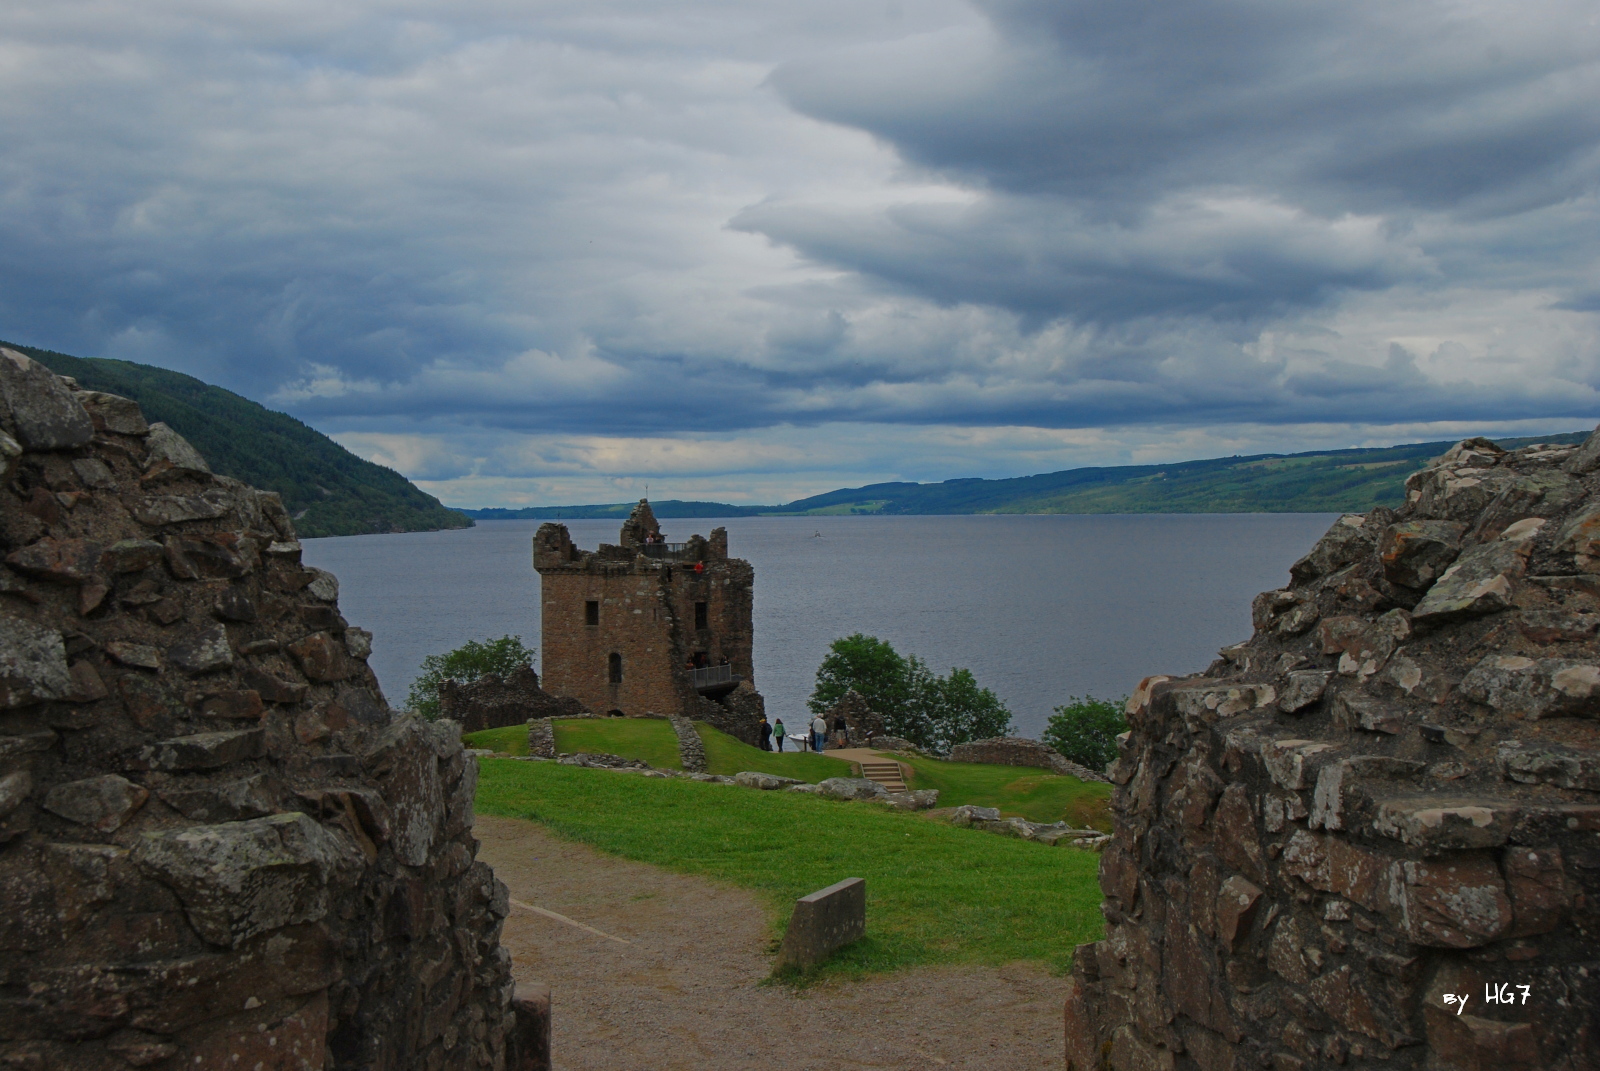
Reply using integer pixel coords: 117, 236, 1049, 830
0, 617, 72, 708
1424, 1008, 1537, 1071
1280, 830, 1390, 912
815, 777, 888, 800
1386, 853, 1512, 947
128, 492, 232, 526
1214, 876, 1262, 952
134, 812, 356, 947
1378, 520, 1465, 590
137, 729, 265, 772
76, 390, 148, 435
168, 623, 234, 675
773, 876, 866, 971
42, 774, 149, 832
1412, 541, 1527, 620
0, 348, 94, 450
286, 630, 357, 682
142, 422, 211, 477
509, 983, 552, 1071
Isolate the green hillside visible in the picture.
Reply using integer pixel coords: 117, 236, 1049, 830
5, 339, 472, 539
460, 430, 1593, 520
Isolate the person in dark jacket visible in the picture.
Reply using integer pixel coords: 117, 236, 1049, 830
758, 715, 773, 752
833, 714, 848, 747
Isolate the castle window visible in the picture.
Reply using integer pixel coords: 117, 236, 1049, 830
586, 601, 599, 627
694, 601, 708, 630
608, 652, 623, 684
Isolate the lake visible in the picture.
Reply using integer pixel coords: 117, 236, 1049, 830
301, 513, 1336, 739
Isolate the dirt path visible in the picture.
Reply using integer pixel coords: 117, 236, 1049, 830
475, 815, 1067, 1070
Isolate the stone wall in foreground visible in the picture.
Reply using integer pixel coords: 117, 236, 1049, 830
1067, 433, 1600, 1071
0, 349, 516, 1069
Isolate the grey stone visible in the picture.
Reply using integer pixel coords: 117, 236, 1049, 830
128, 493, 231, 526
168, 624, 234, 675
734, 771, 801, 790
0, 769, 32, 817
880, 788, 940, 811
100, 539, 165, 573
42, 774, 149, 832
304, 568, 339, 602
949, 804, 1002, 827
143, 422, 212, 476
0, 348, 94, 450
773, 877, 865, 972
70, 457, 117, 489
1412, 541, 1527, 620
363, 718, 445, 867
1328, 689, 1410, 734
157, 773, 278, 822
815, 776, 889, 801
138, 729, 265, 772
1498, 740, 1600, 791
1378, 520, 1466, 590
343, 627, 372, 660
1310, 756, 1425, 831
509, 983, 552, 1071
75, 390, 149, 435
1561, 425, 1600, 474
784, 782, 821, 793
1290, 514, 1375, 582
134, 811, 357, 947
0, 617, 72, 708
0, 429, 19, 478
0, 729, 56, 760
1278, 670, 1333, 713
1370, 797, 1517, 851
106, 640, 162, 670
1460, 654, 1600, 719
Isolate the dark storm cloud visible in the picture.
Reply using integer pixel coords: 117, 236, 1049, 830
0, 0, 1597, 503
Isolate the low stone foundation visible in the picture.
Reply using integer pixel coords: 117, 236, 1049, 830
949, 735, 1110, 783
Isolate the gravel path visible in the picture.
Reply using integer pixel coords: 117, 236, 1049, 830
475, 814, 1067, 1070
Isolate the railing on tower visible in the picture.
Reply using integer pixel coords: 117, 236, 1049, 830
640, 542, 689, 559
690, 664, 733, 690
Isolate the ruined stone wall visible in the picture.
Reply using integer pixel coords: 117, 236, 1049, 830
439, 665, 586, 733
533, 504, 758, 722
0, 350, 515, 1069
1066, 434, 1600, 1071
950, 735, 1110, 783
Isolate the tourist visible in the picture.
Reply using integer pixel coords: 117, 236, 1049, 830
758, 715, 773, 752
833, 713, 848, 747
773, 717, 786, 751
811, 713, 828, 752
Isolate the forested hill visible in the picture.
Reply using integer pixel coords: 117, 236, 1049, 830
7, 340, 472, 538
461, 431, 1593, 519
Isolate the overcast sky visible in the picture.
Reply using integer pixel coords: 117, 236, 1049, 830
3, 0, 1598, 506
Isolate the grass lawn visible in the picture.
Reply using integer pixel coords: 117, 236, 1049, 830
476, 758, 1105, 978
696, 722, 855, 781
463, 723, 530, 755
462, 719, 1113, 825
897, 755, 1113, 829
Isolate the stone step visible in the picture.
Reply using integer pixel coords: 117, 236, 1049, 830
857, 760, 908, 793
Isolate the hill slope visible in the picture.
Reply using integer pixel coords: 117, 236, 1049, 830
460, 431, 1593, 519
5, 340, 472, 538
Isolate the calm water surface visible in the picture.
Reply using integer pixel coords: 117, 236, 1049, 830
302, 514, 1336, 739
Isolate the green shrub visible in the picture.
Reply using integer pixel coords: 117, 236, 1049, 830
407, 635, 535, 720
1042, 695, 1128, 773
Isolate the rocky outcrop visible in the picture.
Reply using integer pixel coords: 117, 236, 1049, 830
1066, 434, 1600, 1070
696, 678, 765, 747
0, 350, 516, 1069
439, 664, 587, 733
949, 735, 1111, 783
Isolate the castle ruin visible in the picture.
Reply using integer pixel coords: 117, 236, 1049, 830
532, 502, 765, 743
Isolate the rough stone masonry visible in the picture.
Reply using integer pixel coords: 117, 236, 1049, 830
1066, 434, 1600, 1071
0, 349, 520, 1069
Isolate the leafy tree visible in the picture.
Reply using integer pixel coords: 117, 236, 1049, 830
808, 633, 911, 719
1042, 695, 1129, 772
407, 635, 536, 720
808, 634, 1012, 752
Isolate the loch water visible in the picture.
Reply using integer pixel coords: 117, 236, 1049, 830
302, 513, 1337, 740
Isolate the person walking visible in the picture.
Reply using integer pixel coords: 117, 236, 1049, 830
833, 713, 848, 747
758, 715, 773, 752
811, 713, 828, 753
773, 718, 786, 751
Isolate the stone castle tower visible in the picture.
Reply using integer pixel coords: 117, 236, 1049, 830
532, 502, 761, 735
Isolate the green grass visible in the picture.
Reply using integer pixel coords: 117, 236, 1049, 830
462, 723, 531, 755
550, 718, 685, 770
476, 758, 1105, 978
695, 722, 856, 781
898, 754, 1113, 828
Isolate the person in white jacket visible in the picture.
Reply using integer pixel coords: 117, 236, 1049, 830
811, 714, 828, 752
